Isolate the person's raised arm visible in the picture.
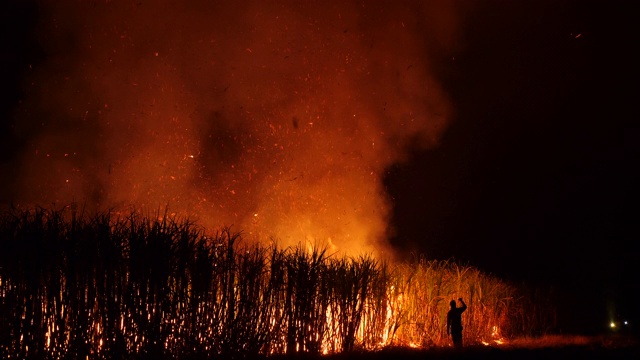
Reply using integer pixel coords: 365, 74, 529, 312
459, 298, 467, 312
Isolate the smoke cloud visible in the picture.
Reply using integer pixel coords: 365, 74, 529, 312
7, 0, 458, 257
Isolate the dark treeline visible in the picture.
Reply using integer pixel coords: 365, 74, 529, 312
0, 206, 557, 359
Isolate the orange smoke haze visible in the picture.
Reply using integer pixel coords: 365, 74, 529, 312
10, 1, 459, 257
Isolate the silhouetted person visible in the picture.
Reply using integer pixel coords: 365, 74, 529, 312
447, 297, 467, 349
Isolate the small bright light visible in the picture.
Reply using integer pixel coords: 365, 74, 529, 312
610, 322, 616, 328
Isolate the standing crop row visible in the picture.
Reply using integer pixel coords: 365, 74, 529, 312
0, 206, 557, 359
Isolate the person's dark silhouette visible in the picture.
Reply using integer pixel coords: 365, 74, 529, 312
446, 298, 467, 349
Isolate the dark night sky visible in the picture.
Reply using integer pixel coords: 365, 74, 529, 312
2, 0, 638, 336
385, 0, 638, 334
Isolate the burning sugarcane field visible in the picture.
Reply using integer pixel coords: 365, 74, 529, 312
0, 206, 557, 358
1, 0, 638, 359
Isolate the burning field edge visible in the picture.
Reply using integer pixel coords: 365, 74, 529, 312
269, 334, 640, 360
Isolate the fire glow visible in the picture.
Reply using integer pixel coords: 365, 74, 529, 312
2, 2, 560, 357
10, 0, 454, 258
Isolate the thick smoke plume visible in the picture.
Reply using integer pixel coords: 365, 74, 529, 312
8, 1, 457, 257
